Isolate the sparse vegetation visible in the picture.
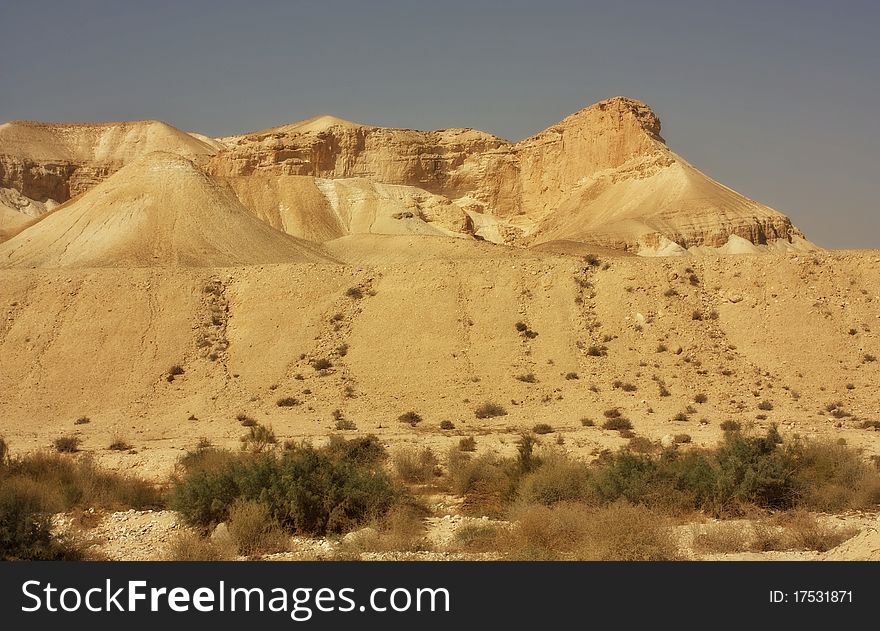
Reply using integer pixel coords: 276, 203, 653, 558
474, 402, 507, 419
439, 420, 455, 430
533, 423, 553, 435
720, 420, 741, 432
345, 287, 364, 300
310, 358, 333, 371
586, 345, 607, 357
602, 417, 633, 431
758, 400, 774, 411
398, 411, 423, 426
458, 437, 477, 452
74, 416, 90, 425
53, 436, 80, 454
276, 397, 300, 407
335, 418, 357, 431
240, 423, 277, 453
516, 373, 537, 383
393, 447, 439, 483
694, 393, 708, 404
565, 372, 579, 380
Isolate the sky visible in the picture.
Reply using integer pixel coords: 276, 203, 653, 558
1, 1, 877, 248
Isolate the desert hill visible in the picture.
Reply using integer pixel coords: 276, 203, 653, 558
0, 119, 217, 216
0, 152, 333, 268
0, 250, 877, 479
0, 97, 811, 254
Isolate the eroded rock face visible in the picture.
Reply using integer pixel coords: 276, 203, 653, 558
0, 98, 810, 252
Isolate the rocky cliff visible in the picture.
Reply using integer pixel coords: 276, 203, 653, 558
0, 98, 809, 253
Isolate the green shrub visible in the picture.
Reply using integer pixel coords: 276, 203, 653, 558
170, 438, 398, 536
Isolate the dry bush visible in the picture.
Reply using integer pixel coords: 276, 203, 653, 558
108, 435, 132, 451
516, 453, 595, 506
398, 411, 423, 426
720, 420, 741, 432
516, 373, 537, 383
276, 397, 300, 407
447, 449, 511, 517
393, 447, 439, 484
166, 531, 234, 561
448, 523, 504, 553
53, 436, 80, 453
439, 420, 455, 430
532, 423, 553, 435
474, 402, 507, 419
692, 523, 749, 554
602, 417, 632, 431
750, 522, 788, 552
505, 502, 679, 560
240, 423, 277, 453
458, 436, 477, 452
628, 436, 658, 453
343, 502, 431, 554
335, 418, 357, 431
227, 499, 288, 556
793, 439, 880, 511
781, 511, 857, 552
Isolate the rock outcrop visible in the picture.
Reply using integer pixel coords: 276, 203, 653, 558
0, 98, 810, 254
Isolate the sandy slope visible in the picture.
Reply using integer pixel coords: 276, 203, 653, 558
0, 152, 334, 268
0, 248, 876, 479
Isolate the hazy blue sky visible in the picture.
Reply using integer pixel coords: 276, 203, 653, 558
1, 1, 877, 247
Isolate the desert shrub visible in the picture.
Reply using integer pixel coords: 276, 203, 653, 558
449, 523, 503, 553
580, 418, 595, 427
663, 288, 678, 297
586, 345, 607, 357
791, 439, 880, 511
53, 436, 80, 453
691, 310, 703, 321
398, 411, 423, 426
310, 358, 333, 371
474, 402, 507, 419
860, 420, 880, 430
108, 437, 132, 451
439, 420, 455, 430
514, 322, 528, 332
393, 447, 439, 484
227, 499, 288, 556
692, 523, 749, 554
565, 372, 579, 380
276, 397, 300, 407
672, 412, 689, 422
720, 420, 741, 432
168, 365, 185, 376
0, 478, 84, 560
517, 454, 595, 506
446, 449, 516, 517
516, 373, 537, 383
74, 416, 90, 425
458, 437, 477, 452
694, 393, 708, 404
628, 436, 657, 453
864, 353, 876, 363
334, 418, 357, 431
166, 532, 233, 561
532, 423, 553, 435
603, 408, 621, 418
345, 287, 364, 299
170, 438, 399, 536
324, 434, 387, 468
583, 254, 600, 267
240, 423, 277, 453
602, 417, 632, 431
506, 502, 679, 560
782, 511, 857, 552
757, 400, 774, 411
674, 434, 692, 444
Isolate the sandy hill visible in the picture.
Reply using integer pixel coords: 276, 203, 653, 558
0, 119, 218, 219
0, 152, 333, 268
0, 250, 877, 479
